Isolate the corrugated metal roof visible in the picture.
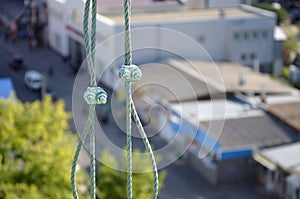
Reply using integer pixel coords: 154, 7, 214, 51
102, 6, 258, 23
134, 63, 222, 102
268, 102, 300, 133
260, 142, 300, 171
199, 114, 293, 150
169, 59, 299, 95
98, 0, 180, 13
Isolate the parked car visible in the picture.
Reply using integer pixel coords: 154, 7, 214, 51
289, 8, 300, 23
8, 54, 26, 70
24, 70, 43, 91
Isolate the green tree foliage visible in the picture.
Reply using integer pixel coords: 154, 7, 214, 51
0, 97, 88, 199
293, 80, 300, 89
97, 149, 167, 199
282, 67, 291, 79
256, 3, 288, 24
284, 36, 300, 52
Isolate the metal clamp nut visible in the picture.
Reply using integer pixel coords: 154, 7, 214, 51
119, 65, 142, 82
84, 87, 107, 105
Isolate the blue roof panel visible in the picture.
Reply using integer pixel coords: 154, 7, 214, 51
0, 78, 15, 99
219, 148, 253, 160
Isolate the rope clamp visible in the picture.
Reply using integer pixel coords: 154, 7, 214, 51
84, 87, 107, 105
119, 65, 142, 82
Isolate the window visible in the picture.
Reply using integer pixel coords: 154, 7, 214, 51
244, 32, 249, 40
262, 31, 268, 38
234, 32, 240, 40
241, 53, 247, 61
253, 31, 258, 39
197, 35, 205, 43
250, 53, 256, 60
54, 33, 61, 49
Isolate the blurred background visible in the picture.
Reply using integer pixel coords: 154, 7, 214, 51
0, 0, 300, 199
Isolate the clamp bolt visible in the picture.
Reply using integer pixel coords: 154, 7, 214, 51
119, 65, 142, 82
84, 87, 107, 105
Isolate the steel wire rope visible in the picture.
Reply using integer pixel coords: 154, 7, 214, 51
71, 0, 99, 199
122, 0, 159, 198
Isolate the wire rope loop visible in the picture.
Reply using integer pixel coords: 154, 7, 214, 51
72, 0, 108, 198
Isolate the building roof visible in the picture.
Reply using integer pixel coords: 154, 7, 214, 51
259, 142, 300, 172
102, 6, 259, 24
265, 94, 300, 104
98, 0, 181, 14
0, 78, 14, 99
134, 59, 299, 102
274, 26, 287, 41
169, 98, 295, 151
170, 99, 263, 122
199, 114, 294, 150
135, 63, 223, 102
268, 101, 300, 133
168, 59, 299, 95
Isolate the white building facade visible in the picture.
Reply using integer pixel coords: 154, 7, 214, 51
48, 0, 277, 87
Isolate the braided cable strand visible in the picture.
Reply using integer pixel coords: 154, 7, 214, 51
83, 0, 97, 86
89, 2, 97, 198
89, 105, 96, 199
125, 82, 133, 199
71, 105, 94, 199
71, 0, 101, 198
131, 102, 159, 199
123, 0, 133, 198
124, 0, 132, 66
83, 0, 91, 69
91, 0, 97, 86
122, 0, 159, 198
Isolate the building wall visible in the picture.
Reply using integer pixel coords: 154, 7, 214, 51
99, 15, 250, 67
47, 0, 69, 57
286, 175, 300, 199
208, 0, 241, 7
162, 20, 227, 61
47, 0, 277, 82
227, 17, 275, 70
104, 7, 276, 72
188, 153, 218, 186
273, 41, 284, 76
256, 164, 292, 198
188, 154, 257, 185
217, 157, 257, 184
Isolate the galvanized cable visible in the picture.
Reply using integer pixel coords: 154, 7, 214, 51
124, 0, 132, 66
131, 101, 159, 199
71, 0, 107, 199
89, 104, 96, 199
123, 0, 133, 198
89, 2, 98, 199
83, 0, 97, 86
91, 0, 97, 77
125, 81, 133, 199
71, 105, 94, 199
121, 0, 159, 198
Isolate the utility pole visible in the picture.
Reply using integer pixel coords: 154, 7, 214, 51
29, 0, 37, 48
31, 0, 37, 26
41, 72, 47, 101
